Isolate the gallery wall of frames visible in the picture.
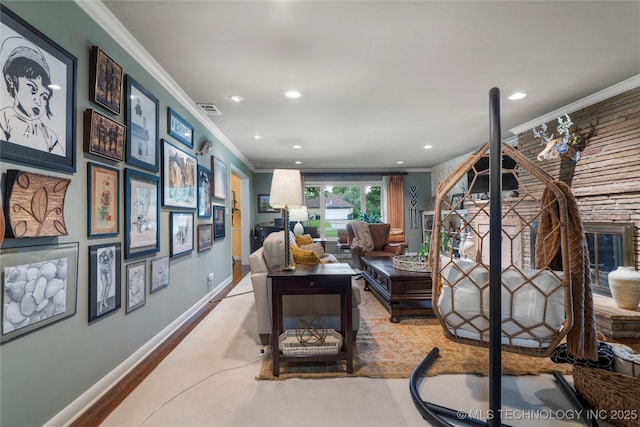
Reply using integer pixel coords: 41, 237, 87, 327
0, 3, 252, 426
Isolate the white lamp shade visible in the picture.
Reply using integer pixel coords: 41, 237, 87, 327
289, 206, 308, 222
269, 169, 303, 208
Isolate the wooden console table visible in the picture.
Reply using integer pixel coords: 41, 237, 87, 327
268, 263, 355, 377
361, 257, 433, 323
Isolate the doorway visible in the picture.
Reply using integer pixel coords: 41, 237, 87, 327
231, 166, 250, 265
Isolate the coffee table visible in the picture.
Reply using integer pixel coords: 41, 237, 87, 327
360, 257, 433, 323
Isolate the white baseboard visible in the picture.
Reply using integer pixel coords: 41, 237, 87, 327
46, 275, 233, 427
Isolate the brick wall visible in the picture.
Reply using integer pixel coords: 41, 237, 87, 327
516, 87, 640, 269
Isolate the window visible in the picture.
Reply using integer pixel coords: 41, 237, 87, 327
303, 182, 382, 239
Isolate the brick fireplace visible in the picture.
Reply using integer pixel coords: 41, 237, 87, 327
516, 85, 640, 337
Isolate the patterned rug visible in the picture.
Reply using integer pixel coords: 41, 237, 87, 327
256, 278, 572, 380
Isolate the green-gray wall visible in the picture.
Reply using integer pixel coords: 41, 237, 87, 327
0, 2, 253, 425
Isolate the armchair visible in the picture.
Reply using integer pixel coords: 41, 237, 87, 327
346, 222, 405, 270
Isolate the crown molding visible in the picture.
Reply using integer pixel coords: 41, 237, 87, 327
75, 0, 255, 172
509, 74, 640, 135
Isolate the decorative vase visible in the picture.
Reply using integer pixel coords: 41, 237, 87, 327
608, 266, 640, 310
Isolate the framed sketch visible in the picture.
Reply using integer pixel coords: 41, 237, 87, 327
124, 168, 160, 259
170, 212, 194, 257
125, 260, 146, 313
89, 46, 123, 115
88, 242, 122, 322
213, 205, 225, 241
211, 157, 227, 200
162, 139, 197, 209
0, 5, 77, 173
257, 194, 279, 213
125, 75, 159, 172
150, 255, 170, 293
84, 109, 126, 162
87, 162, 119, 237
1, 242, 79, 344
167, 107, 193, 148
197, 165, 212, 218
198, 223, 213, 252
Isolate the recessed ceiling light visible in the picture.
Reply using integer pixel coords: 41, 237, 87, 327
396, 161, 404, 164
423, 144, 433, 149
253, 134, 262, 140
48, 84, 61, 91
229, 95, 243, 103
508, 92, 527, 100
295, 161, 302, 165
292, 145, 302, 149
285, 90, 302, 99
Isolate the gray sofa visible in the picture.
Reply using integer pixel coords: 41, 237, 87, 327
248, 231, 361, 345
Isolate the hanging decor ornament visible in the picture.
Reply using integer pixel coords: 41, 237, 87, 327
532, 113, 581, 163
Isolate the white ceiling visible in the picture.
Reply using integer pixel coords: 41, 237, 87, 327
100, 0, 640, 172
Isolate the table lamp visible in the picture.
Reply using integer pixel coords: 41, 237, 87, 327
289, 206, 308, 236
269, 169, 303, 270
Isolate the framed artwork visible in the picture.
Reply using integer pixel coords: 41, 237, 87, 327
162, 139, 197, 209
89, 46, 123, 115
87, 163, 119, 237
450, 193, 464, 209
211, 157, 227, 200
124, 168, 160, 259
197, 165, 212, 218
213, 205, 225, 241
257, 194, 279, 213
84, 109, 126, 162
4, 170, 70, 238
0, 5, 77, 173
170, 212, 194, 257
1, 242, 79, 344
126, 260, 146, 313
150, 255, 170, 293
125, 75, 159, 172
167, 107, 193, 148
198, 223, 213, 252
88, 242, 122, 322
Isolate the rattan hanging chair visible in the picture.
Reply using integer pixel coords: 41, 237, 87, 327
429, 142, 579, 358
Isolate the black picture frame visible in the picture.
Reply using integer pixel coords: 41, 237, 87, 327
167, 107, 193, 148
257, 194, 279, 213
150, 255, 170, 293
0, 5, 77, 173
125, 75, 159, 172
88, 242, 122, 322
450, 193, 464, 209
124, 168, 160, 259
197, 165, 212, 218
126, 260, 146, 314
162, 139, 197, 209
87, 162, 120, 237
214, 205, 225, 241
170, 211, 194, 257
1, 242, 79, 344
89, 46, 123, 115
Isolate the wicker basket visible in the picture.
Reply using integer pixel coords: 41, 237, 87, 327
393, 255, 429, 272
279, 329, 342, 356
572, 365, 640, 427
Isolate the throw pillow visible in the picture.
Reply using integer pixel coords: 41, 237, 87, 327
350, 221, 374, 252
295, 234, 313, 246
263, 231, 293, 269
551, 341, 615, 371
301, 242, 325, 258
291, 245, 321, 264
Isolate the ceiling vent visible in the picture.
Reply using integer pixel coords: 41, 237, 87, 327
197, 103, 222, 116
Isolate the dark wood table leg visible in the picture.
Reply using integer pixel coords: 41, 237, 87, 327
272, 282, 281, 377
345, 279, 353, 373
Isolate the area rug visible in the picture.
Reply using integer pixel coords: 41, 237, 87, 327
256, 278, 572, 380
